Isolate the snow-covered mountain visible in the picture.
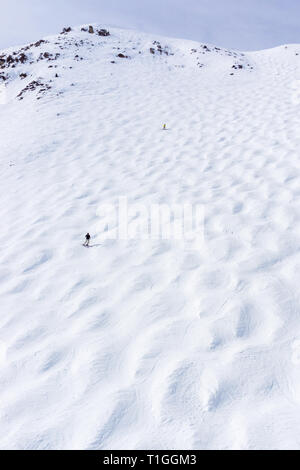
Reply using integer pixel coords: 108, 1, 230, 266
1, 24, 300, 450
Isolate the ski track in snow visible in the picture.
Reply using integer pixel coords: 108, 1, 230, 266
1, 26, 300, 449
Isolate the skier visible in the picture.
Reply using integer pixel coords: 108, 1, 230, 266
84, 233, 91, 246
163, 124, 166, 130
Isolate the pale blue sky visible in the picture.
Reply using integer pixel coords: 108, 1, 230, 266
1, 0, 299, 51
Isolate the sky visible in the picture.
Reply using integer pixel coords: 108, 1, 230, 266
1, 0, 300, 51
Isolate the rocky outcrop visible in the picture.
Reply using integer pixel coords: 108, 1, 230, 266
17, 80, 52, 100
38, 52, 61, 62
61, 27, 72, 34
150, 41, 171, 56
0, 72, 8, 81
0, 52, 28, 69
81, 26, 110, 37
97, 29, 110, 37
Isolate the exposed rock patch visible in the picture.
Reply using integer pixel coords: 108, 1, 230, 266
61, 27, 72, 34
0, 72, 8, 81
150, 41, 171, 56
37, 52, 61, 62
0, 52, 28, 69
97, 29, 110, 37
17, 80, 52, 100
81, 26, 110, 37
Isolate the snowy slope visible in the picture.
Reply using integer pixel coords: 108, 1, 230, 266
1, 24, 300, 450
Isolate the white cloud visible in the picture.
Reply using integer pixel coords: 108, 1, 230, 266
0, 0, 299, 51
